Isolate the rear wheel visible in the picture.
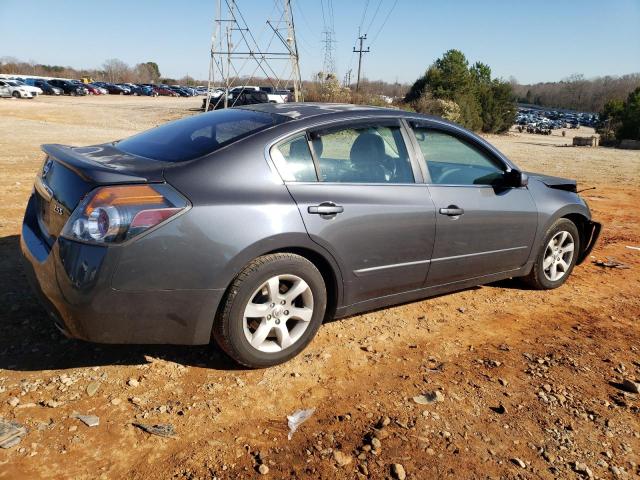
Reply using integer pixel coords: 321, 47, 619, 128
524, 218, 580, 289
213, 253, 326, 368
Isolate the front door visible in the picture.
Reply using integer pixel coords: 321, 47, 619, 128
408, 125, 538, 287
270, 120, 436, 306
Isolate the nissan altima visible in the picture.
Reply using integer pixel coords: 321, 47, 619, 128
21, 103, 601, 367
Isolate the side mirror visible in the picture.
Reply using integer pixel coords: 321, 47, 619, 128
504, 170, 528, 188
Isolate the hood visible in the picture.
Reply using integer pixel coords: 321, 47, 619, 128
525, 172, 577, 193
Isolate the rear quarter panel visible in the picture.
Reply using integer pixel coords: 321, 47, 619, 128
110, 134, 334, 293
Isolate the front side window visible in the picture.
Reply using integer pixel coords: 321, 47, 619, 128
309, 124, 414, 184
412, 128, 504, 185
271, 134, 317, 182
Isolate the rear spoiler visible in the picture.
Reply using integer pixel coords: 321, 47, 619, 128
42, 144, 165, 184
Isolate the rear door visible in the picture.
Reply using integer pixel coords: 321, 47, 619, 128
407, 122, 538, 287
271, 119, 436, 306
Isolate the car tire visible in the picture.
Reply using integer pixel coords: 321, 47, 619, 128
523, 218, 580, 290
12, 91, 20, 98
213, 253, 327, 368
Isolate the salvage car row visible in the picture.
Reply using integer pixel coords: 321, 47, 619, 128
0, 76, 214, 99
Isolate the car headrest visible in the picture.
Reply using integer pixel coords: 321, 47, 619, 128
350, 132, 385, 165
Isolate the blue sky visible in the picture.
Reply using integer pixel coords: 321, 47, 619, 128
1, 0, 639, 84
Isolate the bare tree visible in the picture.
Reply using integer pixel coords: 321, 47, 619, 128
102, 58, 131, 83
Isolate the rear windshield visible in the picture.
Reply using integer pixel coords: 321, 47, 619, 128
117, 108, 288, 162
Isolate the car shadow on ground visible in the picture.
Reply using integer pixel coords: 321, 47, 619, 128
0, 235, 242, 372
1, 233, 531, 372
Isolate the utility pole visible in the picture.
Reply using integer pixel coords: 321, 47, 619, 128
353, 34, 369, 91
343, 69, 352, 88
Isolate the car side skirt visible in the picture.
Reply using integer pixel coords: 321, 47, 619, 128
334, 263, 532, 319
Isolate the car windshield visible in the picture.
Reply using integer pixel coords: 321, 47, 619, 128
117, 108, 290, 162
7, 81, 19, 86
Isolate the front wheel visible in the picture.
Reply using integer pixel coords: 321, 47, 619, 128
12, 91, 20, 98
213, 253, 327, 368
523, 218, 580, 289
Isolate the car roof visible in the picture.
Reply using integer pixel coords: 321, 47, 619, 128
241, 102, 409, 120
239, 102, 452, 126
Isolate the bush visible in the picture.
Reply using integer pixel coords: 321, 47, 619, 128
412, 93, 461, 123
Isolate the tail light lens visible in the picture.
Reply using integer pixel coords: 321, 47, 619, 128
61, 184, 189, 244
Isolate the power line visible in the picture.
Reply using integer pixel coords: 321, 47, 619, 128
364, 0, 383, 34
369, 0, 397, 46
358, 0, 370, 34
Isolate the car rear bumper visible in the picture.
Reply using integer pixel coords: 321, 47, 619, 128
21, 194, 223, 345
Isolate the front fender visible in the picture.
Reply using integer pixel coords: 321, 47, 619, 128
527, 178, 597, 265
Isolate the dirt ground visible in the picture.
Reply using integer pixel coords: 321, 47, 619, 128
0, 95, 639, 479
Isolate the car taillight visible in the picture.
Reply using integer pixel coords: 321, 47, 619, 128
61, 184, 189, 244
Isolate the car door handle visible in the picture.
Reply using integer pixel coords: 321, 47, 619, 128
308, 203, 344, 215
439, 206, 464, 216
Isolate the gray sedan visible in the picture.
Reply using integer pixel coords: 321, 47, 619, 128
21, 103, 601, 367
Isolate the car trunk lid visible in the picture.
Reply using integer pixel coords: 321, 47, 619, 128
35, 143, 167, 244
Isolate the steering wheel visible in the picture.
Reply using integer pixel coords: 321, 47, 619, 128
436, 167, 463, 184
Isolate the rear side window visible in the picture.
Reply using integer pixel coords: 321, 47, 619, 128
271, 134, 317, 182
117, 108, 289, 162
310, 124, 414, 184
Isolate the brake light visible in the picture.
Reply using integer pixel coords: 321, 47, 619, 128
61, 184, 189, 244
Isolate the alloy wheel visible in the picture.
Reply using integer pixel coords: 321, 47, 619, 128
543, 230, 575, 281
242, 274, 314, 353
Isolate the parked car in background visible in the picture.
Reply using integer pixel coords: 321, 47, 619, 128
47, 79, 87, 96
0, 83, 11, 98
100, 83, 128, 95
0, 79, 34, 98
166, 85, 191, 97
10, 79, 43, 96
115, 84, 132, 95
89, 84, 109, 95
153, 86, 179, 97
26, 79, 63, 95
208, 90, 270, 110
77, 82, 101, 95
140, 85, 159, 97
259, 86, 291, 103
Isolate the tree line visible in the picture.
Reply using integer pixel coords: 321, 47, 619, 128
0, 57, 177, 85
512, 73, 640, 113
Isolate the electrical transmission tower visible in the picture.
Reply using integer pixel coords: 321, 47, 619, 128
321, 29, 336, 81
353, 33, 370, 91
205, 0, 303, 111
343, 69, 352, 87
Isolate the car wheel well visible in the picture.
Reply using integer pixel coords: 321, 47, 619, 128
266, 247, 338, 322
562, 213, 588, 249
211, 248, 339, 344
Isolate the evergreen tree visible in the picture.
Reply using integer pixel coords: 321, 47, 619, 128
405, 50, 516, 133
